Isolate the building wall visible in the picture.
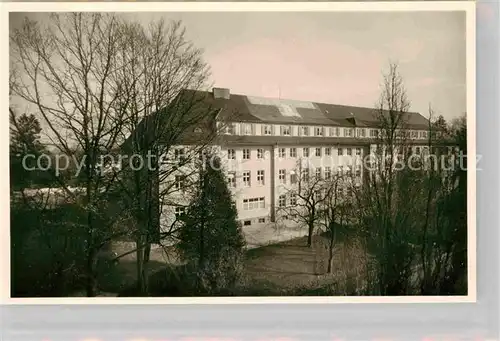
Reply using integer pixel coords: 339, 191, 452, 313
157, 122, 447, 246
222, 145, 273, 222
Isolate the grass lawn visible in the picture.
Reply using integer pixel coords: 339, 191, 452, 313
92, 232, 368, 296
242, 234, 368, 295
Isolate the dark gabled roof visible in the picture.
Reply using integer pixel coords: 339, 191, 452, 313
126, 89, 435, 148
182, 89, 430, 130
121, 89, 221, 151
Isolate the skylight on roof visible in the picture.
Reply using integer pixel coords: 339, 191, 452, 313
278, 104, 301, 117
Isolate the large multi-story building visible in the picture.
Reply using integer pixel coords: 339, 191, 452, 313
157, 87, 454, 240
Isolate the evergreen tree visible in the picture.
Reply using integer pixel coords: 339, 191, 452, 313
177, 154, 245, 294
9, 109, 55, 189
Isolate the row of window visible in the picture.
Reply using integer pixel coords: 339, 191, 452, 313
277, 186, 354, 208
175, 184, 356, 218
172, 144, 443, 164
227, 166, 362, 188
222, 122, 430, 140
243, 197, 265, 210
228, 147, 363, 160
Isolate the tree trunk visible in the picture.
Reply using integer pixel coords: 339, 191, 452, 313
136, 234, 148, 296
327, 223, 336, 274
144, 241, 151, 263
307, 222, 314, 247
85, 248, 98, 297
85, 204, 98, 297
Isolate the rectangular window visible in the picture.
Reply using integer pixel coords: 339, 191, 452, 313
356, 148, 361, 156
224, 123, 235, 135
198, 150, 205, 161
314, 191, 321, 201
315, 148, 322, 157
301, 126, 309, 136
329, 127, 336, 137
279, 169, 286, 184
370, 129, 378, 137
174, 175, 184, 190
243, 197, 265, 211
243, 220, 252, 226
279, 148, 286, 158
344, 128, 353, 137
416, 147, 421, 154
242, 123, 253, 135
258, 218, 266, 223
290, 148, 297, 158
174, 206, 185, 219
357, 128, 366, 137
227, 172, 236, 188
257, 170, 265, 185
411, 131, 419, 138
302, 168, 310, 181
280, 125, 291, 136
336, 127, 340, 137
174, 148, 185, 161
347, 148, 352, 156
315, 127, 324, 136
325, 147, 331, 156
243, 149, 250, 160
257, 148, 264, 159
316, 168, 322, 179
227, 149, 235, 160
355, 167, 362, 177
263, 125, 273, 135
290, 172, 298, 184
278, 195, 286, 208
303, 148, 310, 157
243, 171, 251, 187
325, 167, 331, 180
290, 194, 297, 206
338, 148, 343, 156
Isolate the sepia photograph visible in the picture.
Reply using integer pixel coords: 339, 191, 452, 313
6, 3, 475, 301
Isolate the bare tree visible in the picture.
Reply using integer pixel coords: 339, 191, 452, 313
107, 19, 222, 295
320, 173, 358, 274
278, 160, 331, 247
419, 110, 467, 294
10, 13, 139, 296
356, 62, 418, 295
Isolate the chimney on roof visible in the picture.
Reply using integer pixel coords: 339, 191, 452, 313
213, 87, 230, 100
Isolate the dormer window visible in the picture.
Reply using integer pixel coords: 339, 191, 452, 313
242, 123, 253, 135
314, 127, 324, 136
280, 125, 291, 136
300, 126, 309, 136
263, 125, 273, 135
223, 123, 235, 135
344, 128, 353, 137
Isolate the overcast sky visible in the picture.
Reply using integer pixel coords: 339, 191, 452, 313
11, 11, 467, 121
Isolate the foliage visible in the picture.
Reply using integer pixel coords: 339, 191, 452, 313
9, 109, 56, 189
10, 198, 89, 296
176, 155, 245, 294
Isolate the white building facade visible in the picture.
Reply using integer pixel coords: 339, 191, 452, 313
157, 88, 453, 245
